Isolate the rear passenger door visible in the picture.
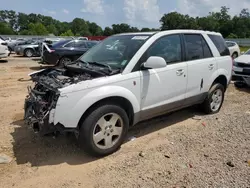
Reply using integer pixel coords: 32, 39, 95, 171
183, 34, 215, 105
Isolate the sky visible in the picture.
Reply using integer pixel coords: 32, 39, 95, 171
1, 0, 250, 29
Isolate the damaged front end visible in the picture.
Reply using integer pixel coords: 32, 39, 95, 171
24, 61, 113, 135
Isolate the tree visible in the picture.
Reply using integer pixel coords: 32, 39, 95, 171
87, 22, 103, 36
27, 23, 49, 35
112, 23, 131, 33
71, 18, 89, 35
60, 29, 74, 36
103, 27, 113, 36
141, 28, 151, 32
0, 22, 15, 34
47, 24, 58, 35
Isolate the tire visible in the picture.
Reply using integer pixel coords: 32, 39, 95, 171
8, 47, 12, 52
78, 104, 129, 157
58, 56, 71, 67
234, 81, 246, 88
232, 52, 238, 59
24, 49, 34, 57
201, 83, 225, 114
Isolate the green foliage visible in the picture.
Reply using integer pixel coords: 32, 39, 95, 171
1, 7, 250, 38
0, 22, 15, 34
60, 29, 74, 36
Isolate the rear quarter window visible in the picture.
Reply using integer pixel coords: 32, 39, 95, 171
208, 34, 230, 56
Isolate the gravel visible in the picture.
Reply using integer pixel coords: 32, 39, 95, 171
0, 57, 249, 188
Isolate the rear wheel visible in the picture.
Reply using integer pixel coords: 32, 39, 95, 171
58, 56, 71, 67
24, 49, 34, 57
201, 83, 225, 114
78, 104, 129, 157
232, 52, 238, 59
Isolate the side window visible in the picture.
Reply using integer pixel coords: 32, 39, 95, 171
208, 34, 230, 56
64, 41, 75, 47
201, 36, 213, 58
184, 34, 203, 60
75, 41, 87, 48
146, 34, 182, 64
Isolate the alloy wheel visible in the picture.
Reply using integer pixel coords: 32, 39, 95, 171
92, 113, 123, 150
210, 89, 223, 112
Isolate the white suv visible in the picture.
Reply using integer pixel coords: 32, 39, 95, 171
24, 30, 232, 156
0, 38, 10, 59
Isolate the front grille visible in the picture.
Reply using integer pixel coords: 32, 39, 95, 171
235, 71, 250, 76
237, 62, 250, 68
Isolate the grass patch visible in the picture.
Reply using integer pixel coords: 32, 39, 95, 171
240, 46, 250, 53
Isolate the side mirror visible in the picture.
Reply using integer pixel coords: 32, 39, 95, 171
142, 56, 167, 69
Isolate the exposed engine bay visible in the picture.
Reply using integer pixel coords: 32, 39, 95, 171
24, 61, 119, 135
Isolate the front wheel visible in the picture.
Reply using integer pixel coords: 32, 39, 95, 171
78, 104, 129, 157
201, 83, 225, 114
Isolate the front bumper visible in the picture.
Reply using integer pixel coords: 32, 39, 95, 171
0, 51, 10, 58
24, 87, 76, 135
232, 66, 250, 86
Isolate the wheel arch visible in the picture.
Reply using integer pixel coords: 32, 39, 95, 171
212, 74, 228, 91
77, 96, 135, 129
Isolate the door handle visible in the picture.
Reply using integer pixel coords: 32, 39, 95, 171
176, 69, 184, 76
208, 64, 214, 70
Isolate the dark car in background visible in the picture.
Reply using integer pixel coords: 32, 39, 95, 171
42, 39, 99, 66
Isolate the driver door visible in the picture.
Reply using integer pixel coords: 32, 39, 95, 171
139, 34, 188, 120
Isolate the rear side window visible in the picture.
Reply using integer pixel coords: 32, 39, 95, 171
75, 41, 87, 48
208, 34, 230, 56
184, 34, 212, 60
226, 42, 235, 47
64, 41, 75, 47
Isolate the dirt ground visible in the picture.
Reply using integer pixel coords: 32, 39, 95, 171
0, 56, 249, 188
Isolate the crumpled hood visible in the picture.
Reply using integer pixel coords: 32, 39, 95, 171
234, 55, 250, 64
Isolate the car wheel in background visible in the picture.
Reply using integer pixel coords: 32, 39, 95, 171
58, 56, 72, 67
24, 49, 34, 57
234, 81, 247, 88
78, 104, 129, 157
232, 52, 238, 59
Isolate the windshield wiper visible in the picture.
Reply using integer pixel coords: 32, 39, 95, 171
88, 61, 112, 72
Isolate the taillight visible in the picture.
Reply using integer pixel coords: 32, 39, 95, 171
49, 49, 55, 53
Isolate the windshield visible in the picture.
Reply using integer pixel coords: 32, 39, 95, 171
79, 34, 152, 69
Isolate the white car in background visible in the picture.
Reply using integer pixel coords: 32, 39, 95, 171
0, 38, 10, 59
226, 41, 240, 59
232, 49, 250, 87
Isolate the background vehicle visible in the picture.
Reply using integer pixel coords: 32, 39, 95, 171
7, 38, 28, 52
0, 38, 10, 59
25, 30, 232, 157
42, 39, 99, 66
226, 41, 240, 59
14, 40, 41, 57
232, 49, 250, 87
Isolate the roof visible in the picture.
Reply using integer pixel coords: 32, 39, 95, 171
115, 29, 221, 36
